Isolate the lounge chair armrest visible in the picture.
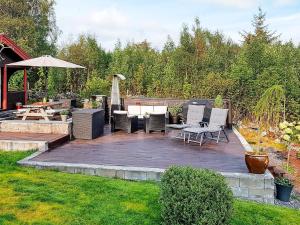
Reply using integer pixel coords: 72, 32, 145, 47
199, 121, 209, 127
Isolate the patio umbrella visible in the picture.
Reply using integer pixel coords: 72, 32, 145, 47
111, 74, 126, 110
7, 55, 85, 69
7, 55, 85, 96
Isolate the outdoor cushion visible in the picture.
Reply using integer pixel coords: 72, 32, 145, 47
45, 109, 65, 114
114, 110, 128, 115
140, 106, 154, 115
128, 105, 141, 115
15, 109, 27, 113
153, 106, 167, 114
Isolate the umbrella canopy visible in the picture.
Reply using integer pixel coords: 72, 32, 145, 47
7, 55, 85, 69
111, 74, 126, 106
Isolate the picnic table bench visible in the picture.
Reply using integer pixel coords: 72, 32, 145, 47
15, 102, 63, 121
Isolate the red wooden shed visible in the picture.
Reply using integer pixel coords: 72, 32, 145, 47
0, 34, 30, 110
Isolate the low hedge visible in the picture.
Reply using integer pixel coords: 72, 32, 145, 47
160, 166, 233, 225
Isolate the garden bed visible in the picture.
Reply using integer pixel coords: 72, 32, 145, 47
239, 124, 300, 194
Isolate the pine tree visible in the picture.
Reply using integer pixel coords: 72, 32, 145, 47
242, 7, 278, 44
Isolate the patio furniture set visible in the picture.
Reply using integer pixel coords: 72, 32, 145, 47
111, 105, 168, 134
111, 104, 229, 146
167, 105, 229, 146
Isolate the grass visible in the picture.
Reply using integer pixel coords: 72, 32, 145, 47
0, 151, 300, 225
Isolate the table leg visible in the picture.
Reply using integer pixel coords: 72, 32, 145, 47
22, 108, 31, 120
40, 108, 50, 121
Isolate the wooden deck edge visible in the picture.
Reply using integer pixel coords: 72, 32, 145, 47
232, 126, 253, 151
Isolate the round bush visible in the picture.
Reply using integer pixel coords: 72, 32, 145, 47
160, 166, 233, 225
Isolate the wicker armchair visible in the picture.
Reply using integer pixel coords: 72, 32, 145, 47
144, 113, 167, 134
111, 111, 138, 133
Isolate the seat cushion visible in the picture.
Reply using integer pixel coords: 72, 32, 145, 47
128, 105, 141, 115
114, 110, 128, 115
153, 106, 167, 114
141, 106, 154, 115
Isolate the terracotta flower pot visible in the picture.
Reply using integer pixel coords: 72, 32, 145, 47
245, 152, 269, 174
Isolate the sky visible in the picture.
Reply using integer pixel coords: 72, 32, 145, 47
55, 0, 300, 50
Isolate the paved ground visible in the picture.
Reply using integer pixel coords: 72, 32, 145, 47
30, 126, 248, 173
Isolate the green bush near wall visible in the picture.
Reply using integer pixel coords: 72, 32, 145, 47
160, 166, 233, 225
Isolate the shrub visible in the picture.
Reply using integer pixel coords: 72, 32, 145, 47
80, 74, 110, 98
160, 166, 233, 225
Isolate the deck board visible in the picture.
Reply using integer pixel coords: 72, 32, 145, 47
30, 126, 248, 173
0, 132, 67, 142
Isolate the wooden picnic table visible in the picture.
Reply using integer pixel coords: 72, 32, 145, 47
21, 102, 63, 121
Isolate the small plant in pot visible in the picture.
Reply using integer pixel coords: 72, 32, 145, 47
16, 102, 22, 110
214, 94, 224, 108
245, 127, 269, 174
60, 110, 69, 122
168, 105, 182, 124
91, 100, 100, 109
275, 177, 293, 202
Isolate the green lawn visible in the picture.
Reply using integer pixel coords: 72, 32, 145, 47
0, 151, 299, 225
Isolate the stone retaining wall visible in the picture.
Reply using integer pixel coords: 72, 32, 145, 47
19, 156, 274, 204
0, 120, 72, 135
222, 171, 274, 204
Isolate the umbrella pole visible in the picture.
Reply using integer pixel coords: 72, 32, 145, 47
45, 67, 48, 99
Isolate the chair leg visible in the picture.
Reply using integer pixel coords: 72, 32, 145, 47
217, 130, 221, 143
199, 133, 204, 146
223, 129, 229, 142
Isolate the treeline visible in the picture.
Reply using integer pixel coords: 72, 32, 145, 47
54, 10, 300, 120
2, 2, 299, 121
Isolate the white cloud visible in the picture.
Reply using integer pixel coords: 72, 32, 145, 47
274, 0, 296, 6
191, 0, 296, 9
89, 7, 129, 29
269, 12, 300, 22
191, 0, 259, 9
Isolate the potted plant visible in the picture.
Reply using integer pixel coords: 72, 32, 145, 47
91, 100, 100, 109
168, 105, 182, 124
60, 110, 69, 122
245, 146, 269, 174
275, 177, 293, 202
214, 95, 224, 108
245, 127, 269, 174
16, 102, 22, 110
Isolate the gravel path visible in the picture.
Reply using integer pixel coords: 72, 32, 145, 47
274, 192, 300, 209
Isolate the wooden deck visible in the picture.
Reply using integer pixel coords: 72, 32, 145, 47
30, 126, 248, 173
0, 132, 67, 142
0, 132, 69, 149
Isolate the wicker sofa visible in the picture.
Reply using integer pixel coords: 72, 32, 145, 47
127, 105, 168, 119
